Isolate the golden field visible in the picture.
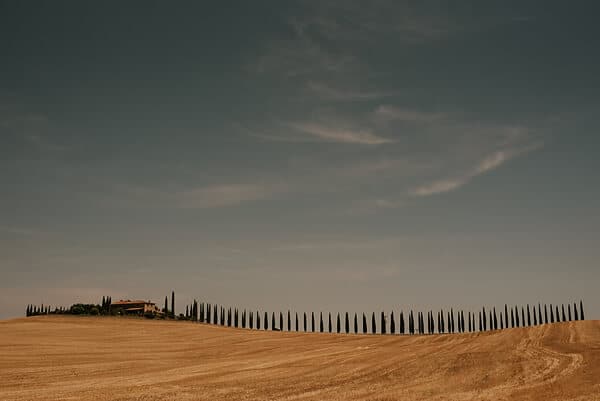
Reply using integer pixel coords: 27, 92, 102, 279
1, 316, 599, 401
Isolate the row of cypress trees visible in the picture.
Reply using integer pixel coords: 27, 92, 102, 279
183, 300, 585, 335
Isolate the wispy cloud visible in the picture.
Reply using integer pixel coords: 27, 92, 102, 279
176, 183, 284, 209
307, 82, 397, 101
374, 105, 447, 123
410, 142, 543, 197
288, 122, 393, 145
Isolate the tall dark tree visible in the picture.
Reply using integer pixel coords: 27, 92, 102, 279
295, 312, 299, 331
242, 310, 247, 328
574, 302, 579, 321
500, 312, 504, 330
214, 305, 218, 325
250, 311, 254, 329
555, 305, 560, 323
311, 312, 315, 332
580, 300, 585, 320
440, 310, 445, 333
504, 304, 509, 329
390, 311, 396, 334
561, 305, 566, 322
482, 308, 487, 331
345, 312, 350, 334
303, 312, 307, 332
171, 291, 175, 319
280, 312, 284, 331
479, 311, 483, 332
319, 312, 324, 333
399, 311, 405, 334
371, 312, 376, 334
207, 303, 211, 324
328, 313, 332, 333
257, 311, 261, 330
468, 312, 472, 332
288, 310, 291, 331
492, 308, 497, 331
185, 305, 189, 318
362, 313, 367, 334
568, 304, 572, 321
272, 312, 276, 331
526, 305, 531, 326
514, 306, 519, 327
235, 309, 239, 328
354, 313, 358, 334
544, 304, 549, 324
381, 312, 386, 335
264, 311, 269, 330
164, 297, 169, 316
533, 307, 537, 325
337, 313, 341, 333
550, 304, 555, 323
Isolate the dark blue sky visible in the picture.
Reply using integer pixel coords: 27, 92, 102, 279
1, 1, 599, 319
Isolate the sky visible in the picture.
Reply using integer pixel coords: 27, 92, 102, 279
1, 1, 599, 321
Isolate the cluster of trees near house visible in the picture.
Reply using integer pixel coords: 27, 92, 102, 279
26, 292, 586, 336
180, 299, 585, 335
26, 296, 114, 317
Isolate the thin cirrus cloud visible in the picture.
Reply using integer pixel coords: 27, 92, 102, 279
176, 183, 285, 209
288, 122, 393, 145
307, 81, 398, 101
409, 143, 543, 197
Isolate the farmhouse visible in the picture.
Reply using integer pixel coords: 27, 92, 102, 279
111, 300, 161, 316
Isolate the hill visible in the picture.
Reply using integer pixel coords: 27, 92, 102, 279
0, 316, 598, 400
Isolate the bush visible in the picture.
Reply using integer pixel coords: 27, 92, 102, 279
90, 307, 100, 316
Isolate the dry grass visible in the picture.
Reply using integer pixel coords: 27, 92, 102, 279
1, 316, 599, 400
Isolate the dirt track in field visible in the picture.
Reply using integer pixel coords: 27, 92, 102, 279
1, 316, 599, 400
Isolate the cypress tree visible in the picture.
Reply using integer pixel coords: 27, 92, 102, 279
303, 312, 307, 332
171, 291, 175, 319
561, 305, 566, 322
288, 311, 291, 331
337, 313, 341, 333
390, 311, 396, 334
479, 311, 483, 332
265, 312, 269, 330
538, 303, 542, 325
235, 309, 240, 328
568, 304, 572, 321
533, 307, 537, 325
320, 312, 324, 333
526, 305, 531, 326
295, 312, 299, 331
482, 308, 486, 331
520, 307, 524, 327
257, 311, 261, 330
500, 312, 504, 330
550, 304, 554, 323
328, 313, 332, 333
250, 311, 254, 329
164, 297, 169, 316
345, 312, 350, 334
354, 313, 358, 334
493, 308, 497, 330
242, 310, 246, 328
580, 300, 585, 320
440, 310, 445, 333
381, 312, 386, 335
574, 302, 579, 321
272, 312, 276, 331
214, 305, 218, 325
468, 312, 471, 332
362, 313, 367, 334
461, 311, 465, 333
399, 311, 405, 334
311, 312, 315, 332
544, 304, 548, 324
185, 305, 189, 318
207, 303, 211, 324
280, 312, 284, 331
555, 305, 560, 323
515, 306, 519, 327
438, 312, 441, 333
372, 312, 376, 334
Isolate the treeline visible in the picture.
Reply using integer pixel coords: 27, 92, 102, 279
179, 300, 586, 335
26, 296, 113, 317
